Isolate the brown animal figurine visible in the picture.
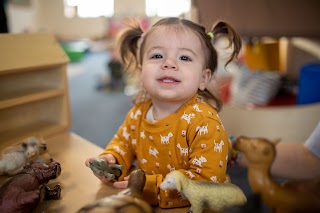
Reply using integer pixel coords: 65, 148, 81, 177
78, 169, 153, 213
234, 136, 320, 213
0, 160, 61, 213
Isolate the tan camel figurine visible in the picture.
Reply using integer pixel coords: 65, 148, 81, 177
234, 136, 320, 213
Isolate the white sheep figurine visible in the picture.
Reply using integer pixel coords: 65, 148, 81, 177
160, 170, 247, 213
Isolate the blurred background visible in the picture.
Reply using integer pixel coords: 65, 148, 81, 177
2, 0, 320, 147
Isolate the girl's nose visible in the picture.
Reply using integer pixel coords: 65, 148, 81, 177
161, 59, 178, 70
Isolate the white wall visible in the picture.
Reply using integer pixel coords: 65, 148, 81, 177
219, 104, 320, 144
6, 0, 149, 39
6, 0, 195, 39
35, 0, 108, 39
7, 1, 36, 33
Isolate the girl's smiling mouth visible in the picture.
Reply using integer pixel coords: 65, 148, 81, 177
157, 76, 180, 84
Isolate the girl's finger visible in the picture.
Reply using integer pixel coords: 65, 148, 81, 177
103, 154, 116, 164
113, 181, 128, 189
85, 158, 93, 167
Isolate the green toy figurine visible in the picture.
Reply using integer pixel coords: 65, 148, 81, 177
89, 157, 124, 180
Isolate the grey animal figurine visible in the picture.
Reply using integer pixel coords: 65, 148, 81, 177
89, 157, 124, 180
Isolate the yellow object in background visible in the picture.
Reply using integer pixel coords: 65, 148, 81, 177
244, 41, 280, 71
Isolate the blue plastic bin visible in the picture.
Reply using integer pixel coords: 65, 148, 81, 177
297, 64, 320, 105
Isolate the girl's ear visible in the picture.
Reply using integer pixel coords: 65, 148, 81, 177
199, 68, 211, 91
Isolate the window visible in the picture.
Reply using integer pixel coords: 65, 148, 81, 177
145, 0, 191, 17
64, 0, 114, 18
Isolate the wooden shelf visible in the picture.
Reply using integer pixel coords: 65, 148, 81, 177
0, 33, 70, 145
0, 122, 68, 149
0, 88, 65, 110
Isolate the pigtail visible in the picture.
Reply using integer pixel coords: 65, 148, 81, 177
210, 21, 242, 66
198, 89, 223, 112
116, 18, 144, 73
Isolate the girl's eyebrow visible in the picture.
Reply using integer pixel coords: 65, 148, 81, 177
179, 48, 196, 56
146, 46, 162, 54
146, 46, 196, 56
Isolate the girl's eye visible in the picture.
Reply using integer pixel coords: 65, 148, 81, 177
180, 55, 191, 61
151, 54, 162, 59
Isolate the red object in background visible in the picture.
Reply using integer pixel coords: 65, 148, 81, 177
267, 94, 297, 106
219, 78, 232, 104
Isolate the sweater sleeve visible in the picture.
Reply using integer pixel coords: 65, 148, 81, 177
185, 117, 229, 182
100, 108, 136, 180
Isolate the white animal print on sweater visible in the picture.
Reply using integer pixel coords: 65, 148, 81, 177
130, 109, 142, 120
193, 104, 202, 112
186, 171, 196, 179
210, 176, 218, 182
141, 159, 147, 164
214, 140, 224, 153
196, 97, 204, 103
113, 146, 126, 156
122, 127, 130, 140
196, 123, 208, 135
192, 156, 207, 167
177, 143, 188, 156
181, 112, 195, 124
160, 132, 173, 144
149, 147, 159, 158
140, 131, 146, 139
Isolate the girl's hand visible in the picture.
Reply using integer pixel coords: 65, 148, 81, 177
113, 175, 130, 189
85, 154, 117, 183
85, 154, 116, 167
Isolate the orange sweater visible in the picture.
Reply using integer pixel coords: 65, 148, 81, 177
101, 95, 230, 208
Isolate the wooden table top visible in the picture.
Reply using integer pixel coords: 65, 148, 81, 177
28, 131, 189, 213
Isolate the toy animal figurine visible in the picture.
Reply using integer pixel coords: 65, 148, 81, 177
160, 170, 247, 213
220, 193, 262, 213
0, 136, 51, 176
0, 160, 61, 213
77, 169, 153, 213
89, 157, 124, 180
27, 136, 53, 164
234, 136, 320, 213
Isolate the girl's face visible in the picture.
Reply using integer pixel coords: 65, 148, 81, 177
139, 26, 211, 104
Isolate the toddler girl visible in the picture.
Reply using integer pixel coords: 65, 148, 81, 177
86, 17, 242, 208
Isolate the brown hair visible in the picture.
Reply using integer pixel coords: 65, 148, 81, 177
116, 17, 241, 112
